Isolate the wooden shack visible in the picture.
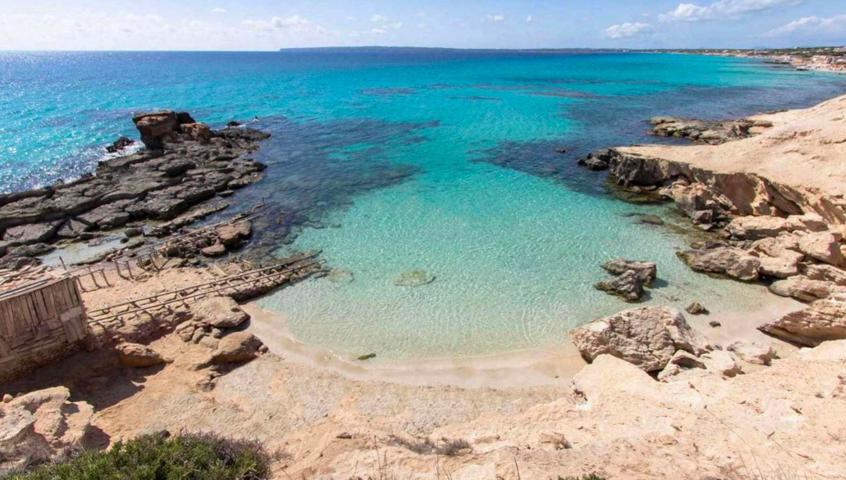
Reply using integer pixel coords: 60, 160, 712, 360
0, 276, 90, 381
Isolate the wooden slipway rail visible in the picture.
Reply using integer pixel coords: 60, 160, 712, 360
86, 252, 324, 325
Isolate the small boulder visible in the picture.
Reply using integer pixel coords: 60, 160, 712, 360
702, 350, 742, 377
577, 149, 612, 171
727, 341, 777, 366
601, 258, 657, 285
594, 270, 644, 302
190, 296, 250, 329
215, 220, 252, 247
685, 302, 709, 315
768, 276, 836, 303
210, 332, 264, 364
201, 241, 226, 257
570, 306, 709, 372
804, 264, 846, 286
798, 232, 845, 267
677, 246, 760, 282
116, 343, 168, 367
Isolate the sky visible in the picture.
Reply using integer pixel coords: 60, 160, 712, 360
0, 0, 844, 51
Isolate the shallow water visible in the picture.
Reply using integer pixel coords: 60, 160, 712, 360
3, 50, 845, 359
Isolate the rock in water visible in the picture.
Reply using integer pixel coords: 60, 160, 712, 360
394, 269, 435, 287
116, 343, 168, 367
594, 270, 645, 302
601, 258, 657, 285
327, 269, 355, 283
106, 136, 135, 153
190, 296, 250, 329
570, 306, 710, 372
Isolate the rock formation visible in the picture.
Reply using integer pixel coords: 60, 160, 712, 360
570, 306, 710, 372
0, 110, 269, 268
0, 387, 94, 475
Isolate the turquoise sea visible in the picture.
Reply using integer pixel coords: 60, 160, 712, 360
3, 49, 846, 359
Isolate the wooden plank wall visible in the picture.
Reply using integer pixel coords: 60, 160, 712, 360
0, 277, 90, 381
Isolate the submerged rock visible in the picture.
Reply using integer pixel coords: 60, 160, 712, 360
394, 269, 436, 287
327, 269, 355, 283
601, 258, 657, 286
570, 306, 710, 372
577, 149, 612, 171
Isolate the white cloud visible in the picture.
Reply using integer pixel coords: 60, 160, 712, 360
242, 15, 325, 34
211, 7, 226, 14
487, 14, 505, 22
765, 14, 846, 36
368, 14, 402, 30
603, 22, 654, 39
660, 0, 802, 22
526, 15, 534, 23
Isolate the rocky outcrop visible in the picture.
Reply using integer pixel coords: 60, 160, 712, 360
570, 306, 710, 372
604, 149, 845, 224
649, 116, 767, 144
760, 296, 846, 346
0, 387, 94, 475
160, 218, 254, 261
0, 110, 269, 267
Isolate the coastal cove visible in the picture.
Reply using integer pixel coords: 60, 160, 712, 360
3, 50, 846, 362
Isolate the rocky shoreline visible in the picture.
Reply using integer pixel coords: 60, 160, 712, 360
576, 95, 846, 349
0, 111, 269, 269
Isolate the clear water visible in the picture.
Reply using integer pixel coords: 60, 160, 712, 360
3, 50, 845, 359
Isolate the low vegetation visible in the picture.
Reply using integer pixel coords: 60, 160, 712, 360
10, 433, 270, 480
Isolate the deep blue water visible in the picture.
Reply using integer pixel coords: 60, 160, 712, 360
2, 50, 845, 358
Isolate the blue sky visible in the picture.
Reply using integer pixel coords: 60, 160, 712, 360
0, 0, 844, 50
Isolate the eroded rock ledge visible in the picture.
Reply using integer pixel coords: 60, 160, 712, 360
0, 111, 270, 268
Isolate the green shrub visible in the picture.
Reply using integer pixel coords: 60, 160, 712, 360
10, 432, 270, 480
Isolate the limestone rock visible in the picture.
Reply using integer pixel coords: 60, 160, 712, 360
201, 241, 226, 257
804, 264, 846, 286
0, 387, 93, 475
210, 332, 263, 364
798, 232, 846, 267
601, 258, 657, 285
594, 270, 644, 302
190, 296, 249, 329
727, 341, 777, 366
570, 306, 709, 372
768, 276, 836, 303
760, 297, 846, 347
215, 220, 252, 247
132, 111, 179, 150
115, 343, 168, 367
788, 213, 828, 232
726, 215, 796, 240
702, 350, 743, 377
677, 246, 761, 282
